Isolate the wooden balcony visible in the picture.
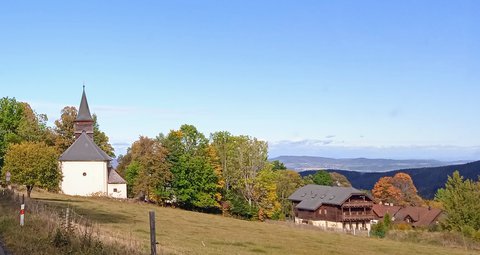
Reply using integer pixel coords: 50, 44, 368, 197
342, 201, 374, 208
342, 214, 375, 221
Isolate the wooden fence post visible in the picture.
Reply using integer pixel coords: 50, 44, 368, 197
149, 211, 157, 255
66, 208, 70, 229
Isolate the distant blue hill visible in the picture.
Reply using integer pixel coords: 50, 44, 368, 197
299, 160, 480, 199
271, 155, 470, 172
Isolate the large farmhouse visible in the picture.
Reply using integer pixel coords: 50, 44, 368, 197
288, 184, 374, 231
59, 87, 127, 198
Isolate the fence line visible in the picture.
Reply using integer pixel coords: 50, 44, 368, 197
266, 219, 370, 237
0, 188, 143, 253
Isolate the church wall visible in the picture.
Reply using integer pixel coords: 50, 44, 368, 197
60, 161, 108, 196
108, 184, 127, 199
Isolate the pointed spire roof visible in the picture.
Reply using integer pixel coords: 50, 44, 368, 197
76, 86, 93, 121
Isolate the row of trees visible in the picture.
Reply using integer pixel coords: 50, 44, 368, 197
0, 97, 339, 219
117, 125, 306, 220
0, 97, 114, 197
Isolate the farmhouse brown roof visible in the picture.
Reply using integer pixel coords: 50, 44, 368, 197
372, 204, 401, 218
373, 204, 443, 227
288, 184, 370, 211
59, 131, 111, 161
394, 206, 442, 227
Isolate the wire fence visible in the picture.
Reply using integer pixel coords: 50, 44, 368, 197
0, 188, 144, 254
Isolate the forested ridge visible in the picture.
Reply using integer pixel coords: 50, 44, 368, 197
300, 160, 480, 199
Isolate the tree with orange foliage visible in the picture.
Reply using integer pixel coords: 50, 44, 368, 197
372, 177, 402, 204
391, 173, 423, 206
372, 173, 423, 206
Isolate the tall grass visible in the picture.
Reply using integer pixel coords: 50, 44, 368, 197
0, 189, 144, 255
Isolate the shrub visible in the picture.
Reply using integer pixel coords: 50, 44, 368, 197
395, 223, 413, 231
371, 222, 387, 238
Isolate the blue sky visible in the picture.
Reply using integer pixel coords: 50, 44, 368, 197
1, 1, 479, 160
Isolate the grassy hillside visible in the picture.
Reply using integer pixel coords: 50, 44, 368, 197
2, 190, 470, 255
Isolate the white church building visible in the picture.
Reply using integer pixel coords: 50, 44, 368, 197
59, 87, 127, 199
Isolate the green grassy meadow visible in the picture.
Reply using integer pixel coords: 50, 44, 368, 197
4, 190, 477, 255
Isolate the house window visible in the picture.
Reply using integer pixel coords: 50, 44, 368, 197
324, 209, 327, 215
83, 172, 87, 176
113, 188, 118, 192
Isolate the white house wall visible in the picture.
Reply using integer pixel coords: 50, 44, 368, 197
60, 161, 108, 196
108, 184, 127, 199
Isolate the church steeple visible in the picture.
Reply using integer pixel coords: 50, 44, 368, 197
74, 86, 94, 140
77, 85, 93, 121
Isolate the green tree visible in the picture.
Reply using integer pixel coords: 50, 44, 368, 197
17, 103, 54, 145
302, 174, 315, 185
210, 132, 272, 218
435, 171, 480, 233
92, 114, 115, 157
210, 131, 236, 191
0, 97, 25, 170
53, 106, 77, 153
254, 167, 281, 220
125, 161, 140, 197
161, 125, 220, 210
312, 170, 333, 186
384, 212, 392, 229
3, 142, 61, 197
116, 153, 132, 177
275, 170, 303, 218
233, 136, 268, 206
0, 98, 52, 173
53, 107, 114, 156
271, 160, 287, 171
124, 136, 171, 202
330, 172, 352, 187
371, 221, 387, 238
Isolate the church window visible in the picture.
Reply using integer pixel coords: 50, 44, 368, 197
83, 172, 87, 176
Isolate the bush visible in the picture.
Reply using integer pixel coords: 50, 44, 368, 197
371, 222, 387, 238
225, 190, 258, 220
395, 223, 413, 231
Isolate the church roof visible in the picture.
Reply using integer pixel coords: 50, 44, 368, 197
108, 168, 127, 184
76, 87, 93, 121
59, 132, 112, 161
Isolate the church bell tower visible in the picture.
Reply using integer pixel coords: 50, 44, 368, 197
74, 86, 94, 140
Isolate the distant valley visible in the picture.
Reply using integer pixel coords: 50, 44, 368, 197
271, 155, 471, 172
299, 160, 480, 199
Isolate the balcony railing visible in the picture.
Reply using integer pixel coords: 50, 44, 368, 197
342, 201, 374, 208
342, 214, 375, 221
